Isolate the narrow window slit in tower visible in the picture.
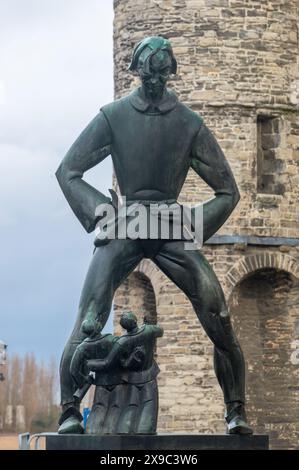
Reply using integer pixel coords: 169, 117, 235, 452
257, 115, 284, 195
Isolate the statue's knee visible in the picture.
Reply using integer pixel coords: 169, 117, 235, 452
218, 310, 242, 351
209, 308, 240, 351
218, 309, 235, 334
208, 307, 230, 321
219, 309, 231, 319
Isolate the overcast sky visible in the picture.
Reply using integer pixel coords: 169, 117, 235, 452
0, 0, 114, 364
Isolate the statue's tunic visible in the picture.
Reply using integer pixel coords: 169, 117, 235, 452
56, 86, 237, 241
100, 88, 202, 203
70, 333, 119, 388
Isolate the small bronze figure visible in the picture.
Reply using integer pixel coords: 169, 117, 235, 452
86, 312, 163, 435
58, 316, 117, 434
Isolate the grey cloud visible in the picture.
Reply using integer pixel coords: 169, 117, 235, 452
0, 1, 114, 361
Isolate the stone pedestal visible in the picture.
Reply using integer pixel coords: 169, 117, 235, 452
46, 434, 269, 450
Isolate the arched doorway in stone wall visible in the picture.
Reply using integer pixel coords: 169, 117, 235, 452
229, 268, 299, 450
113, 271, 157, 336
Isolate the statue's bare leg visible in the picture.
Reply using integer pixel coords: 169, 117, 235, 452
153, 240, 252, 434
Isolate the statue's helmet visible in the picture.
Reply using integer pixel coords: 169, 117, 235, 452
128, 36, 177, 74
120, 311, 138, 331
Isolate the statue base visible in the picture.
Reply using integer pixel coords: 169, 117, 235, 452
46, 433, 269, 450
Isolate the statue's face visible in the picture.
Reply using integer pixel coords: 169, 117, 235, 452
137, 48, 172, 97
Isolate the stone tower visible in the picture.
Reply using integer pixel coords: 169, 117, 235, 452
112, 0, 299, 449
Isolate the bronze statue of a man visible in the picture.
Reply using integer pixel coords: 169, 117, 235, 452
56, 36, 252, 435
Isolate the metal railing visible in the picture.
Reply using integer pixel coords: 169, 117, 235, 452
18, 432, 57, 450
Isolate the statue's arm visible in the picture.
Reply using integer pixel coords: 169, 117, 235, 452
191, 123, 240, 242
153, 325, 164, 338
56, 111, 112, 233
87, 342, 121, 372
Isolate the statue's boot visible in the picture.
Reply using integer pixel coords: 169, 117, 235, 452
58, 405, 83, 434
225, 402, 253, 435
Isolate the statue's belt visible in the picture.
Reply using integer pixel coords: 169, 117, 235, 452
94, 361, 160, 386
94, 199, 203, 246
124, 199, 177, 206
